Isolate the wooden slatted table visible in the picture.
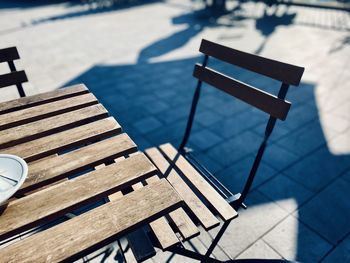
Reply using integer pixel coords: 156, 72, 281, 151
0, 84, 185, 263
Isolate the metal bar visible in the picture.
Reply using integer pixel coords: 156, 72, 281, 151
232, 83, 290, 210
185, 153, 232, 199
8, 60, 26, 97
168, 245, 222, 262
117, 239, 127, 263
179, 55, 209, 152
204, 220, 231, 259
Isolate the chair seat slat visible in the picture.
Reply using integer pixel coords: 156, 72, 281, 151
145, 147, 221, 230
159, 143, 238, 222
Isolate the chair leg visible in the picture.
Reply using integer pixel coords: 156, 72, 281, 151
204, 220, 231, 259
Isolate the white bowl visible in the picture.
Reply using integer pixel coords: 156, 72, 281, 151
0, 154, 28, 205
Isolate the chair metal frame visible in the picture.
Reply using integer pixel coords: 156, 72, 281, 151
163, 39, 304, 262
0, 46, 28, 97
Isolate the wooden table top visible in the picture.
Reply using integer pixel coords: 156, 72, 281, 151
0, 84, 184, 262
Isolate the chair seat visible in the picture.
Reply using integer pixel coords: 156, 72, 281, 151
144, 143, 238, 249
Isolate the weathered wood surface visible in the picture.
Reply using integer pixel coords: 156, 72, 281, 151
199, 39, 304, 86
20, 133, 137, 193
146, 147, 219, 230
0, 92, 97, 130
193, 64, 291, 120
0, 153, 157, 241
0, 84, 88, 114
159, 143, 238, 222
2, 117, 121, 162
0, 104, 108, 149
0, 180, 183, 263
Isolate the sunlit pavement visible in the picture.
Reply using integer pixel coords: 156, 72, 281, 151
0, 0, 349, 262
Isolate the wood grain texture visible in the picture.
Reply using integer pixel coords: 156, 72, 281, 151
0, 153, 157, 241
0, 93, 98, 131
0, 179, 183, 263
199, 39, 304, 86
20, 133, 137, 193
146, 175, 198, 242
193, 64, 291, 120
138, 176, 180, 250
0, 104, 108, 149
0, 71, 28, 89
145, 147, 219, 230
159, 143, 238, 222
0, 47, 20, 63
2, 117, 121, 162
0, 84, 88, 115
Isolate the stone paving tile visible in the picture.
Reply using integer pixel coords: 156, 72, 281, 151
295, 178, 350, 245
215, 190, 288, 259
188, 129, 224, 151
275, 120, 338, 158
217, 154, 277, 194
322, 235, 350, 263
261, 143, 300, 172
207, 131, 261, 167
236, 239, 283, 260
263, 216, 332, 263
208, 109, 267, 139
194, 109, 223, 127
258, 173, 314, 213
284, 146, 350, 192
342, 169, 350, 184
132, 116, 163, 135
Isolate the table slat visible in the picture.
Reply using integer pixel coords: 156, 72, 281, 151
0, 93, 98, 131
20, 134, 137, 193
0, 104, 108, 149
0, 153, 156, 241
0, 84, 88, 115
2, 117, 121, 162
0, 179, 183, 263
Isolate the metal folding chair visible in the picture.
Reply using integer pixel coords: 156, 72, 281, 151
143, 39, 304, 262
0, 46, 28, 98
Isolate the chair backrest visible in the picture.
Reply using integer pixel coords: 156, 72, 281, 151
0, 47, 28, 97
179, 39, 304, 209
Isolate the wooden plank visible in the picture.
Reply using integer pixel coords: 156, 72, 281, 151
0, 104, 108, 149
159, 143, 238, 222
2, 117, 121, 162
0, 153, 157, 241
0, 84, 89, 115
20, 133, 137, 193
199, 39, 305, 86
0, 92, 98, 131
146, 176, 199, 241
0, 179, 183, 263
0, 71, 28, 89
145, 147, 220, 230
193, 64, 291, 120
0, 47, 20, 63
131, 178, 180, 250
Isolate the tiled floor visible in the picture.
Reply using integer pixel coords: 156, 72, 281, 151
0, 0, 349, 262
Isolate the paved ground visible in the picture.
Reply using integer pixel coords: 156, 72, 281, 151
0, 0, 350, 262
